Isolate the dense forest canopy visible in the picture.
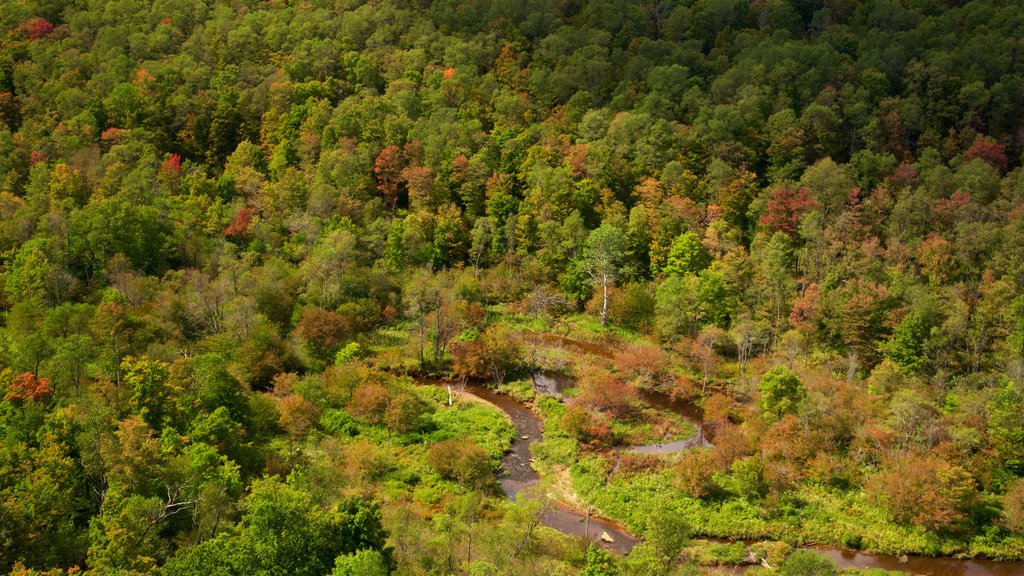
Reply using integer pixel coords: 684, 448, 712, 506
3, 0, 1024, 574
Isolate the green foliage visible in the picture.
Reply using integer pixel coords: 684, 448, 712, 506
580, 546, 618, 576
164, 477, 393, 576
759, 366, 805, 421
778, 549, 837, 576
332, 549, 390, 576
4, 0, 1024, 571
663, 232, 709, 277
881, 312, 929, 375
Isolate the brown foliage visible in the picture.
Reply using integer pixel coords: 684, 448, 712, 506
703, 393, 736, 429
294, 308, 351, 359
451, 326, 522, 384
427, 439, 493, 489
672, 449, 719, 498
866, 451, 976, 531
559, 405, 615, 445
348, 383, 390, 424
276, 395, 320, 440
789, 282, 820, 331
759, 187, 816, 235
575, 364, 636, 418
1001, 479, 1024, 534
613, 343, 668, 386
710, 422, 753, 470
373, 145, 405, 208
223, 207, 255, 238
402, 165, 443, 212
614, 453, 664, 478
963, 135, 1008, 174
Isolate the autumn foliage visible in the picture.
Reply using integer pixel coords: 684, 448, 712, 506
5, 372, 53, 403
575, 364, 637, 418
866, 451, 976, 532
964, 135, 1008, 174
18, 18, 54, 40
759, 187, 816, 236
426, 439, 493, 489
223, 207, 255, 238
373, 145, 405, 208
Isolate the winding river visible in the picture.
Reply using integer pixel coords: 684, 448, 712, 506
433, 333, 1024, 574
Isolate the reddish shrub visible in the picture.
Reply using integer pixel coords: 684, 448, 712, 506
427, 439, 493, 488
28, 150, 47, 166
576, 365, 636, 418
294, 308, 352, 363
347, 383, 390, 424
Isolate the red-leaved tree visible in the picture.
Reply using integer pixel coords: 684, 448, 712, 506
20, 18, 54, 40
759, 187, 816, 236
964, 135, 1008, 174
6, 372, 53, 402
373, 145, 405, 209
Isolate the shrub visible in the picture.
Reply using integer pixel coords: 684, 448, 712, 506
778, 549, 836, 576
426, 439, 494, 489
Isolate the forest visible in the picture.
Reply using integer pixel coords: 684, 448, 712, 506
2, 0, 1024, 574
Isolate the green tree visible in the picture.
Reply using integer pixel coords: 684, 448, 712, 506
164, 477, 393, 576
332, 549, 390, 576
882, 312, 930, 375
759, 366, 804, 421
663, 231, 709, 277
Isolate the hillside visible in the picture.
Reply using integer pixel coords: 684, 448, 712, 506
2, 0, 1024, 574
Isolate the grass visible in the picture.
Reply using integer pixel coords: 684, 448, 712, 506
566, 459, 1024, 560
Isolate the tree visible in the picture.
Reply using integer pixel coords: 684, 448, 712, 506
882, 312, 930, 374
4, 372, 53, 403
576, 365, 636, 418
294, 309, 352, 367
752, 232, 796, 337
1001, 479, 1024, 534
581, 224, 627, 327
121, 356, 175, 429
166, 478, 393, 576
332, 549, 390, 576
759, 187, 815, 236
626, 504, 689, 575
758, 366, 804, 421
663, 231, 709, 277
655, 274, 700, 339
302, 228, 359, 308
987, 384, 1024, 475
866, 451, 976, 532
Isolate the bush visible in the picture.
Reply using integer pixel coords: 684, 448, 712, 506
348, 383, 390, 424
778, 549, 836, 576
426, 439, 494, 489
383, 392, 432, 433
